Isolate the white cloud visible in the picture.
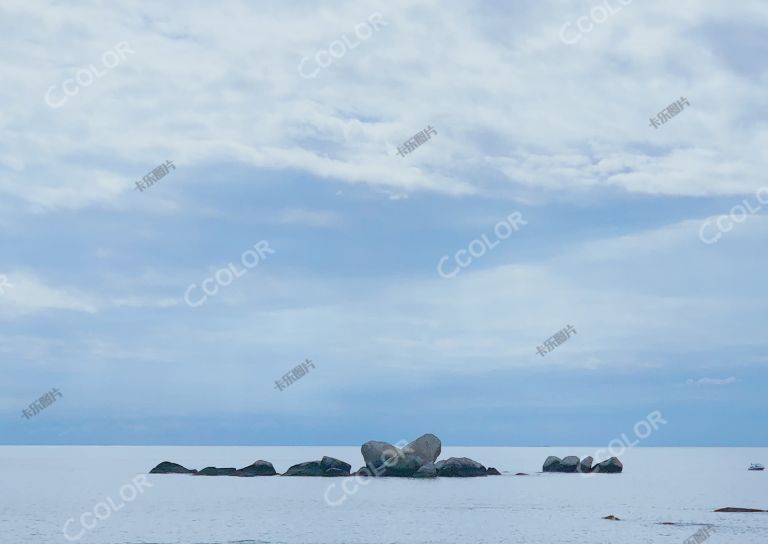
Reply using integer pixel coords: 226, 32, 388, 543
2, 0, 767, 211
686, 377, 738, 386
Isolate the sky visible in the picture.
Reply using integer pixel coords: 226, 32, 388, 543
1, 0, 767, 446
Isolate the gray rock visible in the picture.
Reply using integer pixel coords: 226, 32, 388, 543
320, 456, 351, 475
592, 457, 623, 474
486, 467, 502, 475
354, 466, 372, 476
578, 456, 593, 473
283, 461, 325, 477
403, 434, 441, 464
361, 440, 421, 477
561, 456, 580, 473
435, 457, 487, 477
412, 463, 438, 479
196, 467, 238, 476
149, 461, 197, 474
236, 460, 277, 476
543, 456, 563, 472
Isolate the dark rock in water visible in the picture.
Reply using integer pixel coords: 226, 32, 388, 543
435, 457, 487, 477
361, 440, 421, 477
283, 461, 326, 477
284, 458, 351, 477
196, 467, 238, 476
320, 456, 352, 475
543, 456, 563, 472
486, 467, 502, 475
578, 456, 593, 473
592, 457, 623, 474
714, 507, 767, 513
354, 466, 372, 476
403, 434, 442, 465
561, 456, 580, 473
412, 463, 438, 479
515, 472, 529, 476
236, 460, 277, 476
149, 461, 197, 474
603, 515, 621, 521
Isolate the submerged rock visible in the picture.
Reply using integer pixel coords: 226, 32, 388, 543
149, 461, 197, 474
196, 467, 238, 476
714, 507, 767, 513
435, 457, 487, 477
236, 460, 277, 476
603, 515, 621, 521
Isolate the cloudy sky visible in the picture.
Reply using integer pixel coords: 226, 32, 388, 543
2, 0, 766, 446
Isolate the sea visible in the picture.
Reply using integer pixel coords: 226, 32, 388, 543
3, 446, 767, 543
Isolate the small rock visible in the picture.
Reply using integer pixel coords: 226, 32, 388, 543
486, 467, 502, 475
543, 456, 563, 472
236, 460, 277, 476
320, 456, 352, 475
515, 472, 529, 476
578, 456, 593, 473
149, 461, 197, 474
283, 461, 326, 477
603, 515, 620, 521
412, 463, 438, 479
714, 507, 767, 513
561, 456, 580, 473
435, 457, 487, 477
592, 457, 623, 474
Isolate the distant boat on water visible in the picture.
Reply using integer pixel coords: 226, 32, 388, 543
748, 463, 764, 471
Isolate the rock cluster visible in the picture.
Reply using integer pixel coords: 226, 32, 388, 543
148, 434, 500, 479
542, 455, 623, 474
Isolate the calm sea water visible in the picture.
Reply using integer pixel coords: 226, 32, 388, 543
3, 446, 767, 543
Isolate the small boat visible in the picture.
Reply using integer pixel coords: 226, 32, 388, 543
748, 463, 764, 471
